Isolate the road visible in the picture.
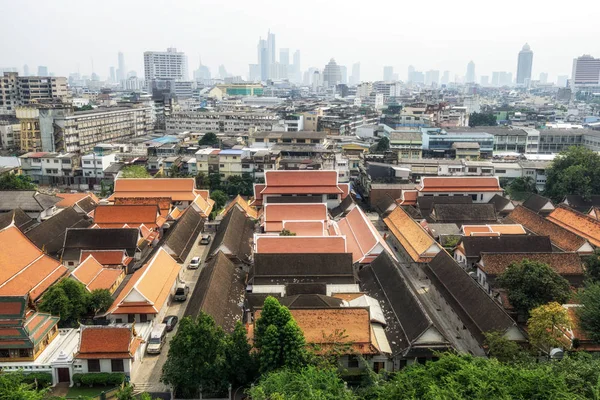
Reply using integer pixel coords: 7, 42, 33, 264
131, 235, 211, 394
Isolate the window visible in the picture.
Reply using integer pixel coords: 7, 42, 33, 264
495, 169, 506, 174
128, 314, 135, 323
327, 194, 338, 200
140, 314, 148, 323
19, 348, 31, 358
219, 164, 225, 168
0, 349, 9, 358
467, 167, 477, 173
83, 161, 91, 165
111, 359, 124, 372
88, 359, 101, 372
347, 355, 359, 368
471, 194, 478, 201
53, 160, 59, 163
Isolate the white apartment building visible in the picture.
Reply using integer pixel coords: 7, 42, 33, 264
144, 48, 188, 86
0, 121, 19, 148
81, 153, 117, 180
571, 55, 600, 89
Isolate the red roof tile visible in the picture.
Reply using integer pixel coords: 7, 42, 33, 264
76, 326, 137, 359
255, 236, 346, 254
80, 250, 126, 265
94, 205, 160, 226
111, 178, 197, 201
547, 205, 600, 247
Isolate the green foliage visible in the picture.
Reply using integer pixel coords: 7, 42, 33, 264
0, 373, 49, 400
247, 366, 356, 400
88, 289, 114, 314
74, 104, 94, 111
195, 172, 210, 189
374, 137, 390, 153
496, 259, 571, 315
224, 173, 254, 196
506, 177, 537, 201
484, 331, 529, 363
100, 180, 113, 198
528, 302, 571, 354
18, 372, 52, 388
208, 172, 222, 191
224, 322, 258, 388
72, 373, 124, 387
168, 163, 187, 178
199, 132, 219, 147
0, 174, 36, 190
544, 146, 600, 202
115, 384, 134, 400
583, 249, 600, 282
279, 229, 296, 236
576, 281, 600, 342
120, 165, 151, 179
210, 189, 228, 212
255, 296, 307, 374
469, 112, 497, 127
384, 104, 402, 115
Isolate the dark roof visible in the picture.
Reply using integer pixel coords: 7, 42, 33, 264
401, 205, 422, 219
522, 193, 554, 214
425, 251, 517, 344
0, 191, 61, 213
62, 228, 138, 260
286, 283, 327, 296
0, 208, 35, 231
417, 196, 472, 220
280, 294, 344, 309
431, 203, 497, 225
477, 252, 584, 277
488, 194, 512, 213
26, 207, 92, 256
372, 193, 397, 216
183, 251, 244, 333
163, 207, 204, 262
460, 235, 553, 259
75, 197, 97, 214
245, 293, 282, 311
330, 195, 355, 218
564, 195, 600, 213
250, 253, 354, 285
209, 206, 255, 262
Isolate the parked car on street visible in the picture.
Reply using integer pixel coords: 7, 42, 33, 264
146, 324, 167, 354
200, 234, 211, 245
188, 256, 201, 269
173, 284, 189, 301
163, 315, 179, 332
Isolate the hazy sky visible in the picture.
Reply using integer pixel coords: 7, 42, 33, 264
2, 0, 599, 83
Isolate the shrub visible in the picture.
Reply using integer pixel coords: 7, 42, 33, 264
19, 372, 53, 388
72, 372, 125, 387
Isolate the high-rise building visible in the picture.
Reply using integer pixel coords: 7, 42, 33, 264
425, 70, 440, 86
383, 66, 394, 81
557, 75, 568, 87
480, 75, 489, 86
465, 61, 475, 84
323, 59, 342, 88
110, 67, 116, 82
441, 71, 450, 85
516, 43, 533, 86
117, 51, 126, 81
37, 66, 48, 76
350, 62, 360, 85
407, 65, 415, 82
23, 65, 29, 76
144, 48, 188, 90
312, 70, 322, 91
571, 55, 600, 89
257, 39, 269, 81
194, 58, 212, 82
218, 65, 229, 79
267, 30, 276, 64
280, 49, 289, 66
340, 66, 347, 85
539, 72, 548, 84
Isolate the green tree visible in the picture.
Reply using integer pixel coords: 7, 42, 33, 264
254, 296, 307, 374
496, 259, 571, 315
210, 190, 228, 212
576, 281, 600, 342
484, 331, 528, 363
39, 279, 90, 326
161, 313, 229, 398
469, 112, 497, 127
74, 104, 93, 111
0, 373, 49, 400
374, 137, 390, 153
544, 146, 600, 202
506, 177, 537, 201
199, 132, 219, 147
583, 249, 600, 282
115, 384, 135, 400
168, 164, 184, 178
224, 322, 258, 389
195, 172, 210, 189
247, 366, 356, 400
120, 165, 151, 178
528, 302, 571, 354
88, 289, 114, 314
0, 174, 36, 190
279, 229, 296, 236
209, 172, 222, 192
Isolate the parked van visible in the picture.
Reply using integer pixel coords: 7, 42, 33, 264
146, 323, 167, 354
173, 284, 189, 301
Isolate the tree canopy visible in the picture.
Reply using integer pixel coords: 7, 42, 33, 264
576, 281, 600, 342
0, 373, 48, 400
484, 331, 528, 363
120, 165, 151, 179
0, 174, 36, 190
527, 302, 571, 354
210, 190, 228, 212
582, 249, 600, 282
469, 112, 497, 127
544, 146, 600, 202
506, 177, 537, 201
199, 132, 219, 147
496, 259, 571, 315
374, 137, 390, 153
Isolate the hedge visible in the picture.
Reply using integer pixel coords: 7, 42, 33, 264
72, 372, 125, 386
19, 372, 53, 388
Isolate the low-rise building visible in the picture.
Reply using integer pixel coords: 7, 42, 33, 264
166, 111, 280, 133
417, 176, 503, 203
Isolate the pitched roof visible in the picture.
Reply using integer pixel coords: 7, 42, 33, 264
522, 193, 555, 214
279, 294, 345, 309
255, 236, 346, 254
337, 207, 385, 263
459, 235, 552, 258
0, 191, 61, 212
424, 251, 518, 344
417, 196, 473, 218
25, 207, 92, 256
220, 195, 258, 219
331, 194, 356, 218
71, 255, 123, 292
563, 195, 600, 213
114, 197, 171, 217
183, 251, 245, 332
547, 205, 600, 247
477, 252, 584, 276
259, 170, 347, 196
62, 228, 139, 260
56, 193, 99, 208
418, 177, 502, 193
111, 178, 197, 201
93, 205, 160, 227
209, 206, 255, 262
191, 193, 214, 218
80, 250, 128, 266
0, 226, 68, 300
384, 207, 440, 262
106, 247, 181, 315
488, 194, 513, 213
282, 221, 325, 236
250, 253, 354, 285
263, 203, 328, 232
163, 206, 205, 262
76, 325, 141, 359
0, 208, 35, 231
431, 203, 497, 224
506, 206, 589, 252
462, 224, 526, 236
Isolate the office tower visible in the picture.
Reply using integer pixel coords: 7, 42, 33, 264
323, 59, 341, 87
425, 70, 440, 86
350, 63, 360, 85
407, 65, 415, 82
257, 39, 269, 81
492, 72, 500, 86
480, 75, 489, 86
441, 71, 450, 85
144, 47, 188, 84
267, 30, 276, 64
23, 65, 29, 76
571, 55, 600, 89
37, 66, 48, 76
312, 70, 322, 91
218, 65, 229, 79
383, 66, 394, 81
557, 75, 568, 87
465, 61, 475, 83
194, 58, 212, 82
117, 51, 126, 81
110, 67, 116, 82
539, 72, 548, 84
516, 43, 533, 86
280, 49, 289, 66
340, 66, 347, 84
412, 71, 425, 84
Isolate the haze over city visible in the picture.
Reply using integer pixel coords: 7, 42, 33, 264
2, 0, 600, 82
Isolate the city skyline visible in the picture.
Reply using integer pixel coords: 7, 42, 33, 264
1, 0, 599, 82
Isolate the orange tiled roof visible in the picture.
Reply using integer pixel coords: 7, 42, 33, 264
0, 226, 68, 300
547, 205, 600, 247
282, 221, 325, 236
398, 190, 418, 206
263, 203, 327, 232
71, 255, 123, 292
463, 224, 526, 236
337, 207, 382, 263
384, 207, 440, 263
56, 193, 98, 208
192, 193, 214, 218
106, 247, 181, 315
507, 206, 588, 252
94, 205, 160, 226
419, 177, 502, 192
220, 195, 258, 219
264, 170, 339, 187
76, 325, 138, 359
111, 178, 197, 201
255, 236, 346, 254
80, 250, 126, 265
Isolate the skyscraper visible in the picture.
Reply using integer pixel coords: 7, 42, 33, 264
267, 30, 276, 64
110, 67, 116, 82
323, 59, 341, 87
480, 75, 489, 86
407, 65, 415, 82
441, 71, 450, 85
383, 66, 394, 81
350, 63, 360, 85
557, 75, 568, 87
293, 50, 301, 83
571, 55, 600, 89
37, 66, 48, 76
425, 70, 440, 86
280, 49, 289, 66
257, 39, 268, 81
516, 43, 533, 86
195, 58, 211, 82
340, 66, 347, 85
465, 61, 475, 83
539, 72, 548, 84
218, 65, 229, 79
23, 64, 29, 76
117, 51, 126, 81
143, 48, 188, 90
